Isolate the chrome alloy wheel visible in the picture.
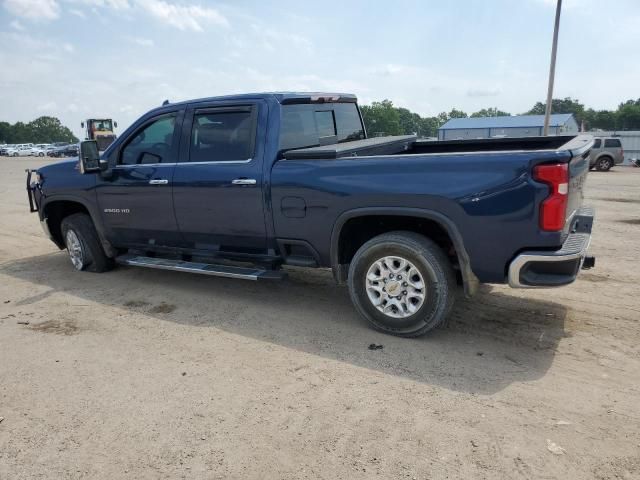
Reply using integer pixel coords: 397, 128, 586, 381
65, 229, 84, 270
365, 256, 426, 318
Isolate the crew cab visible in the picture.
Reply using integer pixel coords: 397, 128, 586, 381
26, 92, 596, 337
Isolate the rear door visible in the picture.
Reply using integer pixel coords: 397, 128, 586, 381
604, 138, 623, 163
95, 110, 184, 247
172, 100, 268, 253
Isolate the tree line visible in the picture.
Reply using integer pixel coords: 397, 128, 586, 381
360, 97, 640, 137
0, 116, 78, 144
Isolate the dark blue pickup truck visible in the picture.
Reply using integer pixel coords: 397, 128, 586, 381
27, 92, 595, 337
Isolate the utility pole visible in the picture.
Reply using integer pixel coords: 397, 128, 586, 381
543, 0, 562, 136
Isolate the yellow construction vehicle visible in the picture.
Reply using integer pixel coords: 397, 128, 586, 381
81, 118, 118, 151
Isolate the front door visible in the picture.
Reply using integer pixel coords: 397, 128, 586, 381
172, 102, 268, 254
96, 111, 183, 248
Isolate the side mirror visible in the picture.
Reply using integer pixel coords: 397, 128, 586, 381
79, 140, 107, 174
81, 121, 85, 128
114, 121, 118, 128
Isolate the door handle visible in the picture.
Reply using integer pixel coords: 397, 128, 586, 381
231, 178, 257, 186
149, 179, 169, 185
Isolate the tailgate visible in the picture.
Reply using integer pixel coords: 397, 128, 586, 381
563, 135, 593, 236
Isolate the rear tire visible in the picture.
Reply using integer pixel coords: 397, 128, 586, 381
347, 231, 455, 337
60, 213, 114, 273
596, 156, 613, 171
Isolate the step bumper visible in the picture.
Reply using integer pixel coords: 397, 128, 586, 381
508, 207, 595, 288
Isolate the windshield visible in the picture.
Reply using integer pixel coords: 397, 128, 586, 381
90, 119, 113, 131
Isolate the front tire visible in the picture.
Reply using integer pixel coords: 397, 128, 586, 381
596, 156, 613, 171
348, 231, 455, 337
61, 213, 114, 273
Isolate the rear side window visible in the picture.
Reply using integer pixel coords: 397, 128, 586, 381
592, 139, 601, 148
279, 103, 365, 151
604, 139, 621, 148
189, 108, 255, 162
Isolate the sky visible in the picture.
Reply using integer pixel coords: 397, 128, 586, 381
1, 0, 639, 138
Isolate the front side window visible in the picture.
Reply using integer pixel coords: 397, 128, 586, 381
592, 139, 601, 148
120, 114, 176, 165
189, 109, 255, 162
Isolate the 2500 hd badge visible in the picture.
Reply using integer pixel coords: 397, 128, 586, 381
104, 208, 130, 214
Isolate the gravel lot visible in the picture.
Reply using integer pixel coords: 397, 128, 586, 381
1, 157, 639, 479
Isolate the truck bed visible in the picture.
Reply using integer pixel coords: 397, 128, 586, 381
283, 135, 417, 159
283, 134, 592, 160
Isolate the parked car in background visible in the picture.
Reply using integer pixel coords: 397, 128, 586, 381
3, 146, 19, 156
17, 146, 34, 156
48, 144, 71, 157
14, 143, 34, 150
49, 144, 78, 158
589, 137, 624, 171
47, 145, 64, 157
17, 146, 46, 157
0, 145, 14, 155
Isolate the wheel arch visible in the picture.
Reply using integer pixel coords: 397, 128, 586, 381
595, 153, 613, 162
330, 207, 479, 297
41, 195, 116, 257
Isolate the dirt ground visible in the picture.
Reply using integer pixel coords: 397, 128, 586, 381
0, 157, 639, 479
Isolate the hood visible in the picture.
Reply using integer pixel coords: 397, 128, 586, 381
37, 158, 97, 194
38, 158, 79, 174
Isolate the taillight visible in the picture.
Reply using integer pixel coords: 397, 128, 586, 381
533, 163, 569, 231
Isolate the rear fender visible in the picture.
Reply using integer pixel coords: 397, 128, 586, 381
330, 207, 479, 297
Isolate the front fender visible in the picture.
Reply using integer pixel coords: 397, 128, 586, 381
40, 194, 116, 257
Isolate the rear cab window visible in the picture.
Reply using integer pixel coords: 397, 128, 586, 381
279, 102, 365, 153
604, 139, 622, 148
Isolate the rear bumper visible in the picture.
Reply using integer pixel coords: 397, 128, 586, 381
508, 206, 595, 288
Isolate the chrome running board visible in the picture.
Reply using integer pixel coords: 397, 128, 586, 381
116, 255, 285, 281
